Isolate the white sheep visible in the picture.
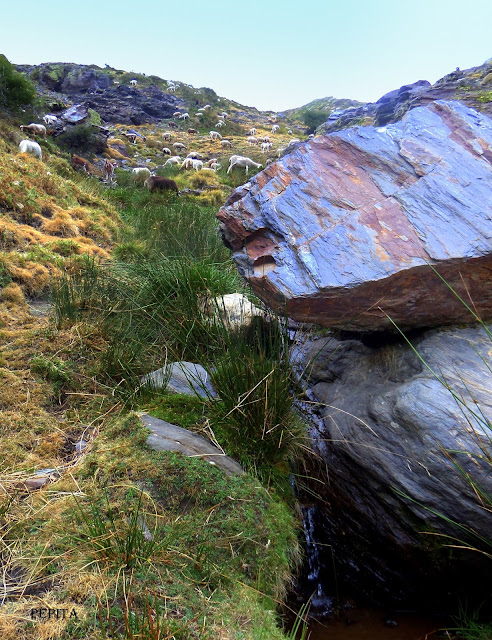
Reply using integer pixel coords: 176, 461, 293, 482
249, 127, 256, 136
277, 147, 286, 158
168, 85, 176, 92
220, 112, 228, 118
220, 139, 232, 148
227, 155, 262, 175
192, 159, 204, 171
215, 120, 225, 128
131, 167, 152, 181
209, 130, 222, 141
162, 147, 172, 155
288, 129, 293, 135
261, 142, 272, 153
163, 156, 181, 167
178, 112, 190, 120
271, 124, 280, 133
173, 142, 187, 151
18, 139, 42, 160
180, 158, 194, 170
210, 162, 221, 171
206, 158, 218, 167
187, 151, 203, 159
289, 138, 301, 145
162, 131, 172, 141
130, 79, 138, 86
202, 104, 211, 110
43, 115, 57, 126
247, 136, 258, 146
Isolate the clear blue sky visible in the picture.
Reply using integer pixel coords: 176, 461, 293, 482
3, 0, 491, 111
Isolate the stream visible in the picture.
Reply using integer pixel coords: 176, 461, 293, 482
297, 505, 453, 640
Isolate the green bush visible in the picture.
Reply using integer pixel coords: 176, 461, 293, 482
302, 109, 328, 133
57, 123, 106, 154
0, 55, 36, 110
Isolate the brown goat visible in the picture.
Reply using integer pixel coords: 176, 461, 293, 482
144, 176, 179, 194
71, 154, 90, 173
187, 128, 197, 135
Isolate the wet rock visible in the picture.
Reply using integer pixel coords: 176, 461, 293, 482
139, 413, 244, 476
218, 101, 492, 332
294, 322, 492, 608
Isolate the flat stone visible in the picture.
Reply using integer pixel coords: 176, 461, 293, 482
139, 413, 244, 476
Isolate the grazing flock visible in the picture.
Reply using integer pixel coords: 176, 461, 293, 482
16, 76, 308, 195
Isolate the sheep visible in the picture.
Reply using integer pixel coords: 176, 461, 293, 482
144, 176, 179, 194
192, 159, 204, 171
202, 104, 211, 109
162, 147, 172, 155
123, 132, 138, 144
162, 132, 172, 141
104, 159, 116, 183
168, 84, 177, 92
220, 139, 232, 148
288, 138, 301, 146
277, 147, 286, 158
210, 162, 221, 171
43, 115, 57, 126
227, 155, 262, 175
260, 135, 271, 144
247, 136, 259, 146
288, 129, 293, 135
131, 167, 152, 181
173, 142, 186, 152
187, 151, 203, 159
18, 139, 42, 160
209, 130, 222, 141
187, 128, 197, 135
130, 79, 138, 86
20, 123, 47, 139
261, 142, 272, 153
173, 111, 182, 118
249, 127, 256, 136
71, 154, 91, 173
178, 112, 189, 120
220, 112, 228, 118
271, 124, 280, 133
163, 156, 181, 167
215, 120, 225, 128
308, 134, 315, 139
206, 158, 218, 167
180, 158, 194, 170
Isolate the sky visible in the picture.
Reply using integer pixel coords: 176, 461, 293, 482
2, 0, 492, 112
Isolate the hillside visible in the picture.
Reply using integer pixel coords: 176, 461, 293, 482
1, 56, 491, 639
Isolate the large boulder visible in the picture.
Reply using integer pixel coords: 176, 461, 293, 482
293, 322, 492, 609
218, 101, 492, 332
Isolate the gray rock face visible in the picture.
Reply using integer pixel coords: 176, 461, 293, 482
294, 323, 492, 606
322, 57, 492, 134
218, 101, 492, 331
140, 413, 244, 476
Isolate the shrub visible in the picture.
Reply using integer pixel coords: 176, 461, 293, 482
57, 124, 106, 154
302, 109, 328, 133
0, 55, 36, 110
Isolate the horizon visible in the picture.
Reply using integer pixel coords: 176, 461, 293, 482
3, 0, 492, 112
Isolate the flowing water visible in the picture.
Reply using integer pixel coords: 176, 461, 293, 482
298, 505, 452, 640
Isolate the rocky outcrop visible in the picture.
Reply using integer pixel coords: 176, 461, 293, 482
17, 62, 185, 125
293, 322, 492, 608
218, 100, 492, 332
85, 85, 183, 125
322, 58, 492, 134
